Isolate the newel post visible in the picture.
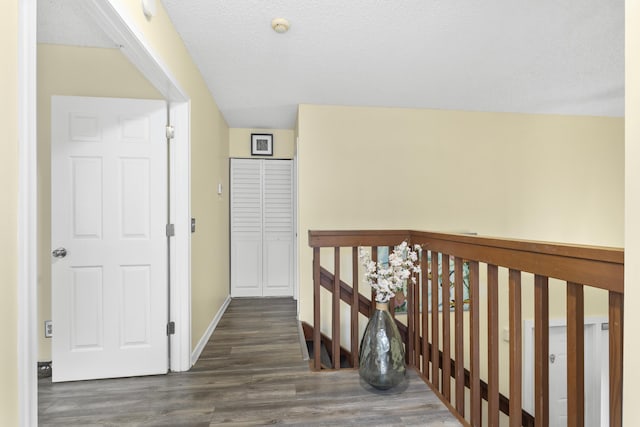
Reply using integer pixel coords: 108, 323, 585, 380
313, 247, 321, 371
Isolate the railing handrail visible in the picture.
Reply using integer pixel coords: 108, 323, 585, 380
308, 229, 413, 248
309, 229, 624, 293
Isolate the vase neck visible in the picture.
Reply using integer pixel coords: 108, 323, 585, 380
375, 302, 389, 311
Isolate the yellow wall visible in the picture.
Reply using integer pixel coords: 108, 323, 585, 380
1, 1, 19, 424
37, 44, 163, 360
297, 104, 622, 252
624, 2, 639, 425
109, 0, 230, 350
229, 128, 294, 158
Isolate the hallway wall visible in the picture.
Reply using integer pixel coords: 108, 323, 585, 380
624, 2, 640, 424
1, 1, 20, 425
229, 128, 295, 159
108, 0, 231, 353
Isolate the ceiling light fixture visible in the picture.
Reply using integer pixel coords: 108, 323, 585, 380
271, 18, 290, 34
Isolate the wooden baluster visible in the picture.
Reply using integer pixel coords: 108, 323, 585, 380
441, 254, 451, 401
487, 264, 499, 427
407, 263, 415, 367
313, 247, 321, 371
422, 250, 430, 378
609, 291, 623, 427
371, 246, 378, 316
567, 282, 584, 427
389, 245, 396, 320
413, 260, 421, 367
469, 260, 481, 426
454, 257, 465, 416
351, 247, 359, 368
509, 269, 522, 427
534, 275, 550, 427
431, 251, 440, 391
332, 247, 341, 369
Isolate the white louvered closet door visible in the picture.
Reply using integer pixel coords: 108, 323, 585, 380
262, 160, 294, 296
230, 159, 293, 297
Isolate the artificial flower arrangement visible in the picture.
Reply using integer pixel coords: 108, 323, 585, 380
359, 241, 421, 303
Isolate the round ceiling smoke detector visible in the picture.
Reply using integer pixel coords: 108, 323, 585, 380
271, 18, 290, 34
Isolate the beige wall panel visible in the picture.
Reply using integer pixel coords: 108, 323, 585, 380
229, 128, 294, 158
2, 1, 20, 425
109, 0, 231, 351
37, 44, 162, 361
625, 2, 639, 425
297, 103, 623, 325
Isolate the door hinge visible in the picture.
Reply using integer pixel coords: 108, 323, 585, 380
166, 125, 175, 139
167, 321, 176, 336
166, 223, 175, 237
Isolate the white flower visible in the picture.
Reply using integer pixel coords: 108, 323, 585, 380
360, 240, 421, 303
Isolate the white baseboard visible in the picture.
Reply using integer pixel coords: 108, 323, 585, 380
191, 295, 231, 366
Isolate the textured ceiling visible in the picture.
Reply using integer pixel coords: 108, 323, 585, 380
38, 0, 624, 130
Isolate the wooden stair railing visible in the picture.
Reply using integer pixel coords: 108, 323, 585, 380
308, 229, 624, 427
312, 265, 535, 427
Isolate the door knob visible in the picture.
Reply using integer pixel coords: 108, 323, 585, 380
549, 354, 556, 364
52, 247, 67, 258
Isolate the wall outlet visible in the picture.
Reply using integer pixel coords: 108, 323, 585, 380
44, 320, 52, 338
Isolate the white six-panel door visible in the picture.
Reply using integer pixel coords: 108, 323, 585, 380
51, 96, 168, 382
231, 159, 293, 297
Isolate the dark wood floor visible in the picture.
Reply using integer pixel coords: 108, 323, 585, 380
38, 297, 462, 426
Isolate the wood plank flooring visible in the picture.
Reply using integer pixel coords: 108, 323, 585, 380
39, 297, 462, 426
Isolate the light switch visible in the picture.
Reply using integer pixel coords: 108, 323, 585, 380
45, 320, 52, 338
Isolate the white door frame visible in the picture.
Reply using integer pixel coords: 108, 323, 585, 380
18, 1, 38, 425
19, 0, 192, 424
293, 140, 299, 307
